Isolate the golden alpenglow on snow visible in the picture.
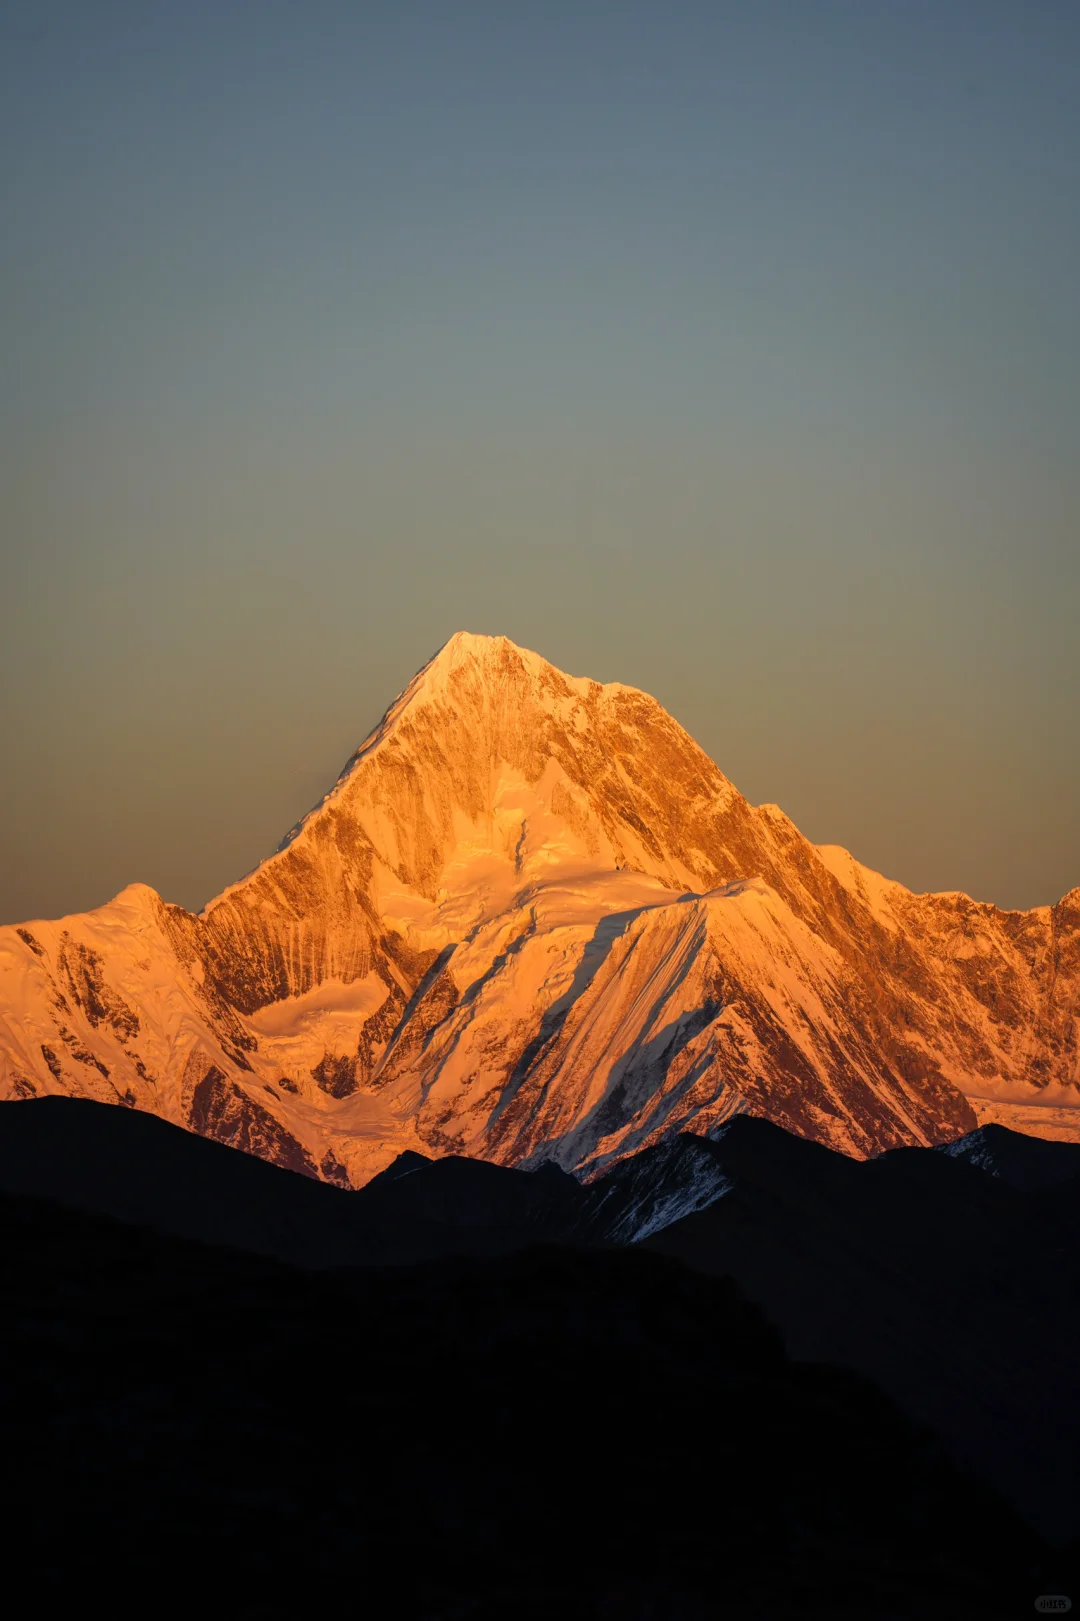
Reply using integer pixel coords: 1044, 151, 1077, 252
2, 634, 1078, 1185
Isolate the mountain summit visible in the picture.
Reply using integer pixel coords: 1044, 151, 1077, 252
2, 632, 1077, 1182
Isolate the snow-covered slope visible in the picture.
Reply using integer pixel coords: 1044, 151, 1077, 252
2, 632, 1077, 1183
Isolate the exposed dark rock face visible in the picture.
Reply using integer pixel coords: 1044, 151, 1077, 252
39, 1045, 63, 1083
54, 1023, 111, 1077
319, 1149, 352, 1188
188, 1065, 317, 1179
310, 1051, 357, 1098
57, 935, 140, 1040
355, 977, 407, 1084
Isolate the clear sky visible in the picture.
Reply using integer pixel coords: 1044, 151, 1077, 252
2, 0, 1077, 922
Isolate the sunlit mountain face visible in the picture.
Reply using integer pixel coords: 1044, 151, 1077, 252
2, 631, 1078, 1183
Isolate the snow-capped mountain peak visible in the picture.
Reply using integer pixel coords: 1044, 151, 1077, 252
2, 634, 1077, 1183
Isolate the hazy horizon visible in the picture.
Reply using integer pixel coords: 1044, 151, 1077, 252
3, 1, 1077, 922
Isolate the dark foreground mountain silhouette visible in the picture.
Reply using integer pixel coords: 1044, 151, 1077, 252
3, 1183, 1061, 1618
3, 1093, 1080, 1560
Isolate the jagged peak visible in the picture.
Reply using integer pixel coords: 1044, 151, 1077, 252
203, 633, 684, 914
414, 630, 644, 703
413, 630, 668, 709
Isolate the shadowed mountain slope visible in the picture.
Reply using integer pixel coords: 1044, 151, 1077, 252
2, 1180, 1053, 1618
0, 1096, 583, 1268
639, 1115, 1080, 1541
1, 1091, 1078, 1547
937, 1120, 1080, 1190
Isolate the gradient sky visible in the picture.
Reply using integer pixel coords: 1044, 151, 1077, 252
2, 0, 1077, 923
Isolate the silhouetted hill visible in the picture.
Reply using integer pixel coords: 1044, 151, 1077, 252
937, 1121, 1080, 1190
640, 1115, 1080, 1540
1, 1184, 1052, 1618
4, 1095, 1079, 1556
0, 1096, 588, 1266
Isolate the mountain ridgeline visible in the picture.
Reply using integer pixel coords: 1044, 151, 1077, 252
4, 1094, 1080, 1549
1, 631, 1078, 1182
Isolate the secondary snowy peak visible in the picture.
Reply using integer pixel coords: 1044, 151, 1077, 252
1, 632, 1077, 1183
